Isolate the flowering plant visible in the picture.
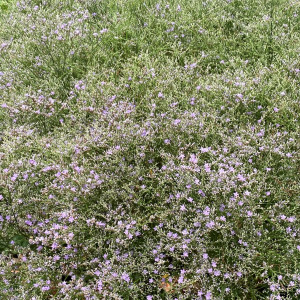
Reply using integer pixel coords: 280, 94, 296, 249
0, 0, 299, 299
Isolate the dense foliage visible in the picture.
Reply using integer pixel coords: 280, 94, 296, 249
0, 0, 299, 299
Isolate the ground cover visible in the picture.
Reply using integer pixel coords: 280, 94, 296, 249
0, 0, 299, 299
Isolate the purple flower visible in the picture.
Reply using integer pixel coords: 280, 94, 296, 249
53, 255, 60, 262
198, 189, 206, 197
205, 291, 212, 299
198, 290, 204, 296
237, 174, 246, 182
206, 221, 215, 228
247, 211, 253, 217
121, 272, 130, 283
189, 154, 198, 164
182, 229, 189, 235
11, 174, 18, 182
51, 242, 59, 249
173, 119, 181, 126
203, 206, 210, 216
204, 163, 211, 173
100, 28, 108, 34
270, 284, 277, 292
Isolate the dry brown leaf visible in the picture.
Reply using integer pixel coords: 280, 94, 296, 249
160, 281, 172, 293
159, 274, 173, 293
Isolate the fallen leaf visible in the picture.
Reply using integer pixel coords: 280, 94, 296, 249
160, 281, 172, 293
